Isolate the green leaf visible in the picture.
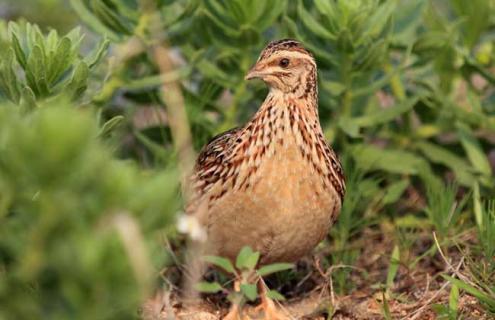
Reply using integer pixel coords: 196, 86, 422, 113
386, 245, 400, 292
90, 0, 134, 35
350, 144, 428, 175
473, 183, 483, 228
66, 61, 89, 98
355, 98, 418, 128
257, 263, 294, 277
284, 16, 337, 65
450, 0, 491, 48
204, 255, 236, 274
240, 283, 257, 301
321, 81, 346, 96
364, 1, 396, 38
416, 141, 476, 186
26, 45, 50, 97
224, 1, 245, 23
21, 86, 37, 109
124, 67, 190, 90
133, 130, 171, 163
25, 23, 38, 51
195, 281, 223, 293
297, 1, 336, 40
338, 117, 361, 138
47, 37, 73, 84
478, 200, 495, 261
98, 116, 125, 138
84, 38, 109, 68
355, 39, 388, 72
442, 275, 495, 311
391, 0, 426, 44
203, 0, 241, 37
0, 49, 21, 104
449, 283, 459, 320
338, 98, 417, 137
456, 123, 492, 177
266, 290, 286, 301
196, 59, 233, 87
314, 0, 335, 18
235, 246, 259, 270
255, 0, 286, 30
9, 30, 27, 69
382, 180, 409, 205
70, 0, 121, 41
46, 29, 58, 52
413, 32, 449, 54
394, 216, 429, 228
65, 26, 84, 48
431, 304, 449, 318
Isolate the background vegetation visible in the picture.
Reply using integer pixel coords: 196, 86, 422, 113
0, 0, 494, 319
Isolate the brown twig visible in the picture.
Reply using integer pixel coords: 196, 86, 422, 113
314, 256, 366, 308
402, 232, 469, 320
404, 258, 464, 320
152, 44, 196, 194
136, 0, 200, 309
111, 212, 154, 298
433, 232, 478, 288
137, 0, 196, 196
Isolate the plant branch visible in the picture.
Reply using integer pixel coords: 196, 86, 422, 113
139, 4, 196, 197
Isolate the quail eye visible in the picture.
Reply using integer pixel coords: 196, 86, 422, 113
279, 58, 290, 68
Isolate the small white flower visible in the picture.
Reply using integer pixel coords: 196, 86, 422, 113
177, 213, 207, 242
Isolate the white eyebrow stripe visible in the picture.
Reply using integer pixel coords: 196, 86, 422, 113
270, 50, 316, 67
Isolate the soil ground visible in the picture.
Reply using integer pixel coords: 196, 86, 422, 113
141, 228, 490, 319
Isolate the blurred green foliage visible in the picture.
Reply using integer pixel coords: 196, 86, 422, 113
0, 100, 180, 319
0, 0, 494, 318
1, 0, 78, 32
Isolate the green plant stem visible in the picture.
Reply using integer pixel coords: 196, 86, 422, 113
94, 38, 145, 103
341, 54, 353, 118
342, 89, 352, 117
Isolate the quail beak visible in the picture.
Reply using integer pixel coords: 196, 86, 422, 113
244, 65, 265, 80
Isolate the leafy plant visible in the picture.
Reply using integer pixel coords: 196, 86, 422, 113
443, 276, 495, 314
0, 22, 108, 105
439, 200, 495, 316
421, 171, 468, 238
477, 201, 495, 272
385, 245, 400, 295
328, 159, 370, 294
0, 101, 180, 320
432, 283, 460, 320
197, 246, 293, 313
290, 0, 396, 116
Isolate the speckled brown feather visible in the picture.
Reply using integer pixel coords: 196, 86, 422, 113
187, 39, 345, 264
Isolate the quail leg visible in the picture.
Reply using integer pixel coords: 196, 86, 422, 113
255, 278, 290, 320
223, 280, 245, 320
223, 304, 242, 320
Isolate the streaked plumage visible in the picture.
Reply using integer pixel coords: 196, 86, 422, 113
187, 39, 345, 265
